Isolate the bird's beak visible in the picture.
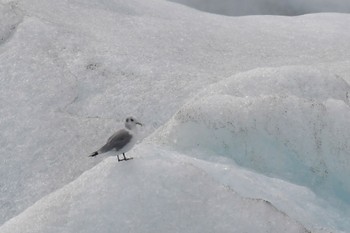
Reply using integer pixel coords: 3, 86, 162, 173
136, 122, 143, 126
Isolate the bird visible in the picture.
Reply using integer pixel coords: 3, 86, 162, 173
89, 116, 142, 161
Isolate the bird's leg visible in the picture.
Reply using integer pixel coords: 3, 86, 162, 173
123, 153, 133, 161
117, 154, 122, 162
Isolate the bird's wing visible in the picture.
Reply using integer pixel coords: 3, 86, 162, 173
107, 131, 119, 143
98, 129, 132, 153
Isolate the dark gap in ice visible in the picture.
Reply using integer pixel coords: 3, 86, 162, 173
169, 0, 350, 16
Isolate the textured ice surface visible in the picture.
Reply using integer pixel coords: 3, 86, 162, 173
1, 146, 349, 233
150, 65, 350, 231
0, 150, 309, 233
1, 0, 350, 232
151, 66, 350, 204
0, 3, 22, 48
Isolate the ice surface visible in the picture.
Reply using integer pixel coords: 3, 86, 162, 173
0, 2, 22, 45
149, 65, 350, 231
1, 0, 350, 232
0, 149, 309, 233
151, 65, 350, 204
2, 145, 349, 233
188, 154, 350, 232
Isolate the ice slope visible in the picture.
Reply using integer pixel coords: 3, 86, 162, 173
1, 145, 349, 233
1, 0, 350, 229
0, 148, 310, 233
151, 65, 350, 204
0, 3, 22, 45
169, 0, 350, 16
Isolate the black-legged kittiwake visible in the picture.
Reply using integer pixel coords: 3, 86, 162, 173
89, 116, 142, 161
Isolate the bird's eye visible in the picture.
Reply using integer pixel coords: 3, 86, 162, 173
131, 119, 134, 122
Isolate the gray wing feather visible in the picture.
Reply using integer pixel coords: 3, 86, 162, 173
98, 129, 132, 153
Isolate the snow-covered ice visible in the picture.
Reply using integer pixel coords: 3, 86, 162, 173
0, 150, 309, 233
149, 65, 350, 231
1, 0, 350, 232
151, 65, 350, 203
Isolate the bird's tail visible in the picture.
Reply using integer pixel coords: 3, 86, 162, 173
89, 151, 99, 157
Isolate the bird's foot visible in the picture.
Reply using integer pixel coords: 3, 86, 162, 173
117, 157, 133, 162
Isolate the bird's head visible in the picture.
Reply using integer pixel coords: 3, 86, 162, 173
125, 116, 142, 130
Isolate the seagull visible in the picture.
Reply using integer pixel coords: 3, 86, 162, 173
89, 116, 142, 161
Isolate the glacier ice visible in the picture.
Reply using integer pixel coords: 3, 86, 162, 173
0, 2, 22, 45
1, 0, 350, 232
0, 151, 309, 233
151, 66, 350, 204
